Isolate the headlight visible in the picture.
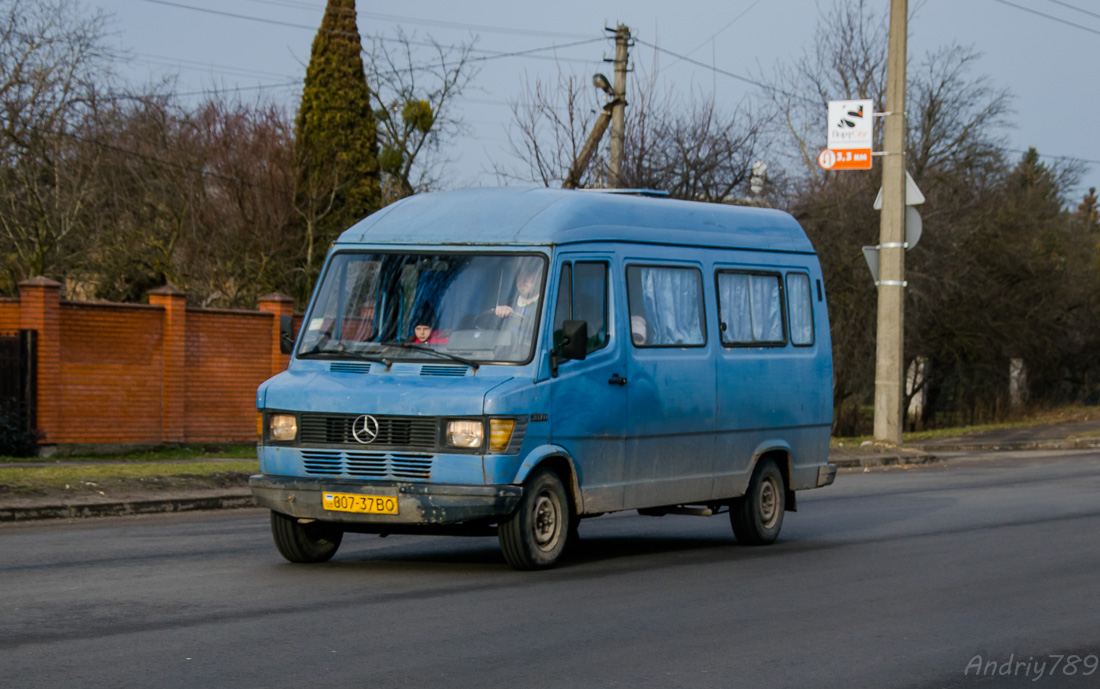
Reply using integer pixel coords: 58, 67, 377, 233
447, 420, 483, 448
269, 414, 298, 441
489, 419, 516, 453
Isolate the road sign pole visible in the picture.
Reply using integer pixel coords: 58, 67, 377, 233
874, 0, 908, 445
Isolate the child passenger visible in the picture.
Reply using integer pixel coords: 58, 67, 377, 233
412, 323, 448, 344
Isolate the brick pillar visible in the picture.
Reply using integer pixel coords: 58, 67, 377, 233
258, 293, 295, 377
148, 284, 186, 443
18, 277, 61, 444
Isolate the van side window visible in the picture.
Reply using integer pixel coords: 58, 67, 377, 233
552, 263, 572, 349
716, 271, 786, 346
626, 265, 706, 347
553, 261, 609, 353
786, 272, 815, 346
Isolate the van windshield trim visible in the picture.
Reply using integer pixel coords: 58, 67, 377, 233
298, 250, 548, 366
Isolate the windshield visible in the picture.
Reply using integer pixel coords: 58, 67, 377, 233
298, 252, 547, 364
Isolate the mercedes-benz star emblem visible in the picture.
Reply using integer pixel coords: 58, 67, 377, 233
352, 414, 380, 444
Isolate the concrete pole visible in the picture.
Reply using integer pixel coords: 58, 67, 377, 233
873, 0, 907, 444
608, 24, 630, 188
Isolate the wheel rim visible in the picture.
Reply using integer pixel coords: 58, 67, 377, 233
532, 490, 562, 551
759, 475, 780, 529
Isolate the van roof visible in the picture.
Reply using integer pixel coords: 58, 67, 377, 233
336, 187, 815, 254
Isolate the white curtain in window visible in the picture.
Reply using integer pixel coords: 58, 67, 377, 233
722, 273, 753, 342
719, 272, 782, 343
639, 267, 704, 345
751, 275, 782, 341
787, 273, 813, 345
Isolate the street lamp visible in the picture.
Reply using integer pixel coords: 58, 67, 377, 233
592, 73, 613, 97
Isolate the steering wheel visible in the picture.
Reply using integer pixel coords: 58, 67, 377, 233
473, 309, 503, 329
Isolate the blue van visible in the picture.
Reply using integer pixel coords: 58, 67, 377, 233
251, 188, 836, 569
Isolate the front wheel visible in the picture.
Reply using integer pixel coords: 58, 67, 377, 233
270, 511, 343, 563
499, 468, 571, 570
730, 458, 785, 545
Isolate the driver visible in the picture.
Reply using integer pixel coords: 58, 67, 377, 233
494, 264, 542, 320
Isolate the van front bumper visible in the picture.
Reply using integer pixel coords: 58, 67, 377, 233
250, 475, 522, 526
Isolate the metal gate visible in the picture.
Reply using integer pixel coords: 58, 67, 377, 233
0, 329, 36, 434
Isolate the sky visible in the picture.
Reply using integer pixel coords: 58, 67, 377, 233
89, 0, 1100, 196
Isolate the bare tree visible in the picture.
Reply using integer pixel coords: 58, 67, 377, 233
0, 0, 113, 294
759, 0, 888, 182
498, 58, 768, 202
907, 45, 1012, 180
493, 68, 601, 188
367, 29, 479, 204
767, 0, 1100, 430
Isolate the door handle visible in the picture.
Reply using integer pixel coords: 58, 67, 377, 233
608, 374, 628, 386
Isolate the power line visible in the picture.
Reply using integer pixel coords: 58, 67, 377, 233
128, 52, 297, 81
633, 41, 1099, 168
1009, 148, 1100, 166
172, 81, 300, 98
142, 0, 357, 37
236, 0, 593, 40
679, 0, 765, 62
58, 130, 280, 190
1044, 0, 1100, 23
989, 0, 1100, 37
633, 38, 817, 106
141, 0, 603, 62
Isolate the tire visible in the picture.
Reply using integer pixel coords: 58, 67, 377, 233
270, 510, 343, 563
498, 468, 571, 570
730, 458, 785, 545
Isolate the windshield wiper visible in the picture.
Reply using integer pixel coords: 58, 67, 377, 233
297, 341, 390, 364
377, 341, 480, 371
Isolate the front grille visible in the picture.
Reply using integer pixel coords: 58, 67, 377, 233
301, 449, 433, 480
299, 414, 438, 450
301, 450, 343, 474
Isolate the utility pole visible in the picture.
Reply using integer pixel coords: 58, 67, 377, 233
607, 24, 630, 188
562, 100, 614, 189
873, 0, 907, 444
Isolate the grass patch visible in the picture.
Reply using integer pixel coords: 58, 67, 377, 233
0, 461, 257, 489
833, 404, 1100, 447
0, 444, 257, 464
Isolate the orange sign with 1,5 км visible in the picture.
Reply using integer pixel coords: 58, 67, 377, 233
818, 148, 872, 171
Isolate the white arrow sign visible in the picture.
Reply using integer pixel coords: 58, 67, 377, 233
862, 207, 923, 282
874, 170, 925, 209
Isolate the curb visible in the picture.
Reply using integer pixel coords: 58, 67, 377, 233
0, 493, 257, 522
832, 454, 940, 469
908, 439, 1100, 452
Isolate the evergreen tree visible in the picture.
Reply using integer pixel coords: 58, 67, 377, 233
295, 0, 380, 286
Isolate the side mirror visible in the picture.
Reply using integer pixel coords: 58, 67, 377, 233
279, 315, 296, 355
560, 319, 588, 362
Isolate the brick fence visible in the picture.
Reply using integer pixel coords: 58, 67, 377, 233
1, 277, 299, 450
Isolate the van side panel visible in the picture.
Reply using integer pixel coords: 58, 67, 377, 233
712, 256, 833, 498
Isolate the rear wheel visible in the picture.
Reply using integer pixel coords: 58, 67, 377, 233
730, 458, 785, 545
499, 468, 570, 570
270, 511, 343, 563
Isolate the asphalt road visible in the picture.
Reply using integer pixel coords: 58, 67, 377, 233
2, 451, 1098, 689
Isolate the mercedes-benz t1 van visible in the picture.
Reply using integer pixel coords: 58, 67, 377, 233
251, 187, 836, 570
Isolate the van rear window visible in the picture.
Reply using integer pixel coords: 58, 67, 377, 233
786, 272, 815, 346
626, 266, 706, 347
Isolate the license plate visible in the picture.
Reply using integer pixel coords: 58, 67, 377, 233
322, 492, 398, 515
